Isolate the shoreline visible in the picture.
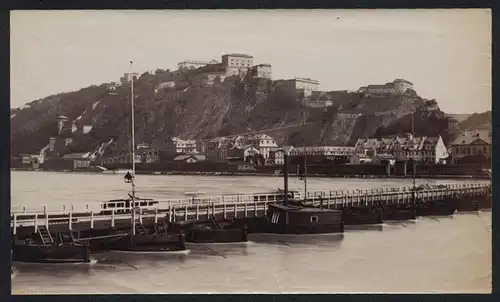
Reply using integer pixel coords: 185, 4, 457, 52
10, 168, 490, 180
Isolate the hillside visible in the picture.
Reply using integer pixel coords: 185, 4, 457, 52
457, 111, 491, 131
10, 70, 462, 157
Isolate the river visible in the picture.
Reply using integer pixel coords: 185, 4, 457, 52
10, 171, 491, 294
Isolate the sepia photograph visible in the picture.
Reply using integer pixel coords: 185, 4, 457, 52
9, 9, 491, 294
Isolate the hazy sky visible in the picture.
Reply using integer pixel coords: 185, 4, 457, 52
11, 9, 491, 113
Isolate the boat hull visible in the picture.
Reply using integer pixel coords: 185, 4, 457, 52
188, 228, 248, 243
12, 242, 91, 264
415, 205, 456, 216
103, 233, 186, 252
381, 206, 417, 221
260, 222, 344, 234
342, 210, 383, 225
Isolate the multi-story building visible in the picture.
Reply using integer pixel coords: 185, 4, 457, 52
177, 60, 219, 70
233, 134, 278, 160
165, 137, 197, 154
204, 134, 278, 164
61, 153, 92, 169
450, 133, 491, 164
221, 53, 254, 77
248, 64, 272, 79
289, 146, 355, 157
204, 137, 231, 162
226, 143, 260, 163
275, 77, 320, 97
358, 79, 414, 96
354, 134, 448, 164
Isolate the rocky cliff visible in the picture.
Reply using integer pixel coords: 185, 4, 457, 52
10, 69, 462, 157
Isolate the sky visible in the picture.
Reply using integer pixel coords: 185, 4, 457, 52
10, 9, 491, 113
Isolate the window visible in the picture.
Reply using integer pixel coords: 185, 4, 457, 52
271, 212, 280, 223
310, 216, 319, 223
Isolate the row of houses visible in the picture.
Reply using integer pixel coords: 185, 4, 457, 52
353, 132, 491, 165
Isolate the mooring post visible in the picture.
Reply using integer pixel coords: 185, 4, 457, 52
90, 211, 94, 229
13, 214, 17, 235
111, 209, 115, 227
44, 205, 49, 230
69, 211, 73, 231
34, 213, 38, 233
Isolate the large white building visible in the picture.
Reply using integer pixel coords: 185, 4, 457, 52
165, 137, 198, 154
249, 64, 272, 79
358, 79, 414, 96
275, 77, 320, 97
234, 134, 278, 159
177, 60, 219, 70
221, 53, 254, 77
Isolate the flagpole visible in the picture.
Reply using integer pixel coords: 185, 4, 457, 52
130, 61, 136, 236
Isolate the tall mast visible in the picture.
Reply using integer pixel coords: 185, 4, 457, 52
130, 61, 136, 236
302, 92, 308, 202
411, 111, 416, 190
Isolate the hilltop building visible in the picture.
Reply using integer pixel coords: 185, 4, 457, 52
358, 79, 414, 97
275, 77, 320, 97
222, 53, 254, 77
178, 60, 219, 70
248, 64, 272, 79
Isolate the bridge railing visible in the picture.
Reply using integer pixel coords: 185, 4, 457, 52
10, 182, 490, 216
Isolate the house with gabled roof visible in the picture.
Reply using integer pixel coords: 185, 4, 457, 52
450, 133, 491, 164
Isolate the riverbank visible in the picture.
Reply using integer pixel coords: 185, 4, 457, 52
10, 168, 490, 180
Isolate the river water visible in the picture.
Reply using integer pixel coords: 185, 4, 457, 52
10, 171, 491, 294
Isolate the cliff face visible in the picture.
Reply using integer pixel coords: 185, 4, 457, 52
10, 70, 461, 157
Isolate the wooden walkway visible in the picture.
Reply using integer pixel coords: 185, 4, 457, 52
11, 182, 491, 235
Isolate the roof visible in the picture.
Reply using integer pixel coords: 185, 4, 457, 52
393, 79, 413, 85
173, 154, 206, 161
61, 153, 90, 160
268, 203, 340, 213
367, 84, 394, 89
451, 134, 491, 146
223, 53, 253, 58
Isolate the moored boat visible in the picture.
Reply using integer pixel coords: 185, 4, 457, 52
379, 203, 417, 221
12, 226, 91, 264
98, 62, 187, 253
169, 216, 248, 243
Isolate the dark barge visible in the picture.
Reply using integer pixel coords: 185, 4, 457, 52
12, 225, 91, 264
341, 203, 383, 225
169, 215, 248, 243
237, 147, 344, 235
87, 221, 187, 252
